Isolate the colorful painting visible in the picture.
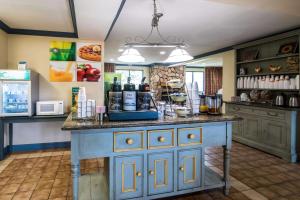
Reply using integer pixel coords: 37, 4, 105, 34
50, 41, 76, 61
49, 61, 76, 82
76, 42, 102, 62
76, 62, 101, 82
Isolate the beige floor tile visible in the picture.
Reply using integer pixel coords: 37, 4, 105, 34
243, 189, 269, 200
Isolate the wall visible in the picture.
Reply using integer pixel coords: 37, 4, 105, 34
0, 29, 8, 68
221, 50, 236, 102
6, 35, 104, 146
150, 65, 185, 101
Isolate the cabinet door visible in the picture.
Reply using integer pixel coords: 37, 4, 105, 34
178, 149, 201, 190
262, 120, 288, 149
243, 116, 261, 141
148, 152, 174, 195
115, 155, 143, 200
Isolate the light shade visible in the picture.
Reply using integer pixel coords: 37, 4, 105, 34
165, 48, 193, 63
118, 48, 145, 63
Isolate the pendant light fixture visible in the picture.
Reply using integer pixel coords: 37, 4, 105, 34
119, 0, 193, 63
164, 47, 193, 63
118, 48, 145, 63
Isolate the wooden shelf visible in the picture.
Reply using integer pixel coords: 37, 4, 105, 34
237, 53, 299, 65
237, 88, 299, 92
236, 72, 299, 77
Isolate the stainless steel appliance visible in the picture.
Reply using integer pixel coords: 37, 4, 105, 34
207, 94, 223, 115
275, 94, 284, 106
289, 95, 299, 107
0, 70, 39, 116
36, 101, 64, 115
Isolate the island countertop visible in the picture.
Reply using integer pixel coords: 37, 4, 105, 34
62, 113, 241, 131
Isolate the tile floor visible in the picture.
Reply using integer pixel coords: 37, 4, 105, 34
0, 142, 299, 200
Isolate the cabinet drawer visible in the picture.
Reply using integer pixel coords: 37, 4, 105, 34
253, 108, 286, 120
148, 129, 175, 149
178, 127, 202, 146
114, 131, 144, 152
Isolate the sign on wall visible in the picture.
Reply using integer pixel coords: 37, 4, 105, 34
49, 41, 102, 82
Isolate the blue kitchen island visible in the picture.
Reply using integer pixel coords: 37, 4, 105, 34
62, 114, 240, 200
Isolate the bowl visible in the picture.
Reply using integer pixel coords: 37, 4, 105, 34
170, 93, 187, 102
175, 107, 191, 117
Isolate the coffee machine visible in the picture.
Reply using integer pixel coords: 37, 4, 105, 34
207, 94, 223, 115
108, 77, 122, 112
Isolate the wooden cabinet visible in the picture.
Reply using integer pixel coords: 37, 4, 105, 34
226, 103, 299, 162
178, 149, 201, 190
243, 116, 261, 141
115, 155, 144, 199
262, 119, 288, 149
148, 152, 174, 195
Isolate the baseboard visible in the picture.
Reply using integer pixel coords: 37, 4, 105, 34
9, 141, 70, 153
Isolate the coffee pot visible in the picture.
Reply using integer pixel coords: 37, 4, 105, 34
207, 94, 223, 115
289, 95, 299, 107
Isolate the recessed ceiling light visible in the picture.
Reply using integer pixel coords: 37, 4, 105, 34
110, 58, 115, 62
160, 51, 166, 55
118, 49, 124, 52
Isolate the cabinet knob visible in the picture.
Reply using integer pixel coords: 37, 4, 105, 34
179, 166, 184, 171
188, 134, 195, 139
126, 138, 134, 145
149, 170, 154, 175
158, 136, 165, 142
136, 172, 142, 177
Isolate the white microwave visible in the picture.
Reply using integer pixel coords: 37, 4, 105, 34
36, 101, 64, 115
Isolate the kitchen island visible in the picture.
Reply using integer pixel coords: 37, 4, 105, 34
62, 114, 240, 200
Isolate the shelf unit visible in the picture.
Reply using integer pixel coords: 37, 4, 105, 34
236, 53, 299, 64
234, 30, 300, 100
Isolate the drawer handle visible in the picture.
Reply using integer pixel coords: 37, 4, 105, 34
187, 134, 195, 139
158, 136, 165, 142
126, 138, 134, 145
179, 166, 184, 171
149, 170, 154, 175
267, 112, 278, 116
136, 172, 142, 177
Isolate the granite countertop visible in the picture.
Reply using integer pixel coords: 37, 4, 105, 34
61, 113, 241, 131
225, 101, 300, 111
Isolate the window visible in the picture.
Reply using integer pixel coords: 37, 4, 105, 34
115, 69, 144, 89
185, 70, 204, 92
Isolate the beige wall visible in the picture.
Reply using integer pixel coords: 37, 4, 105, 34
0, 29, 8, 68
7, 35, 104, 111
221, 50, 236, 102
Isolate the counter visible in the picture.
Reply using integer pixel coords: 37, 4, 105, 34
225, 102, 300, 162
225, 101, 300, 111
62, 114, 240, 200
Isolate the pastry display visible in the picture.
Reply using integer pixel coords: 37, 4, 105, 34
78, 45, 101, 61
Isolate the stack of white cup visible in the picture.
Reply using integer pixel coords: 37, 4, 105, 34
77, 87, 87, 118
186, 82, 200, 114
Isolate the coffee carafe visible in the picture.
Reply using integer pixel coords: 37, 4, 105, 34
199, 94, 208, 114
123, 77, 137, 111
137, 77, 151, 111
207, 94, 223, 115
108, 77, 122, 112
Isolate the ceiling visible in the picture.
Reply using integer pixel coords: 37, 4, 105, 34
105, 0, 300, 64
0, 0, 300, 64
